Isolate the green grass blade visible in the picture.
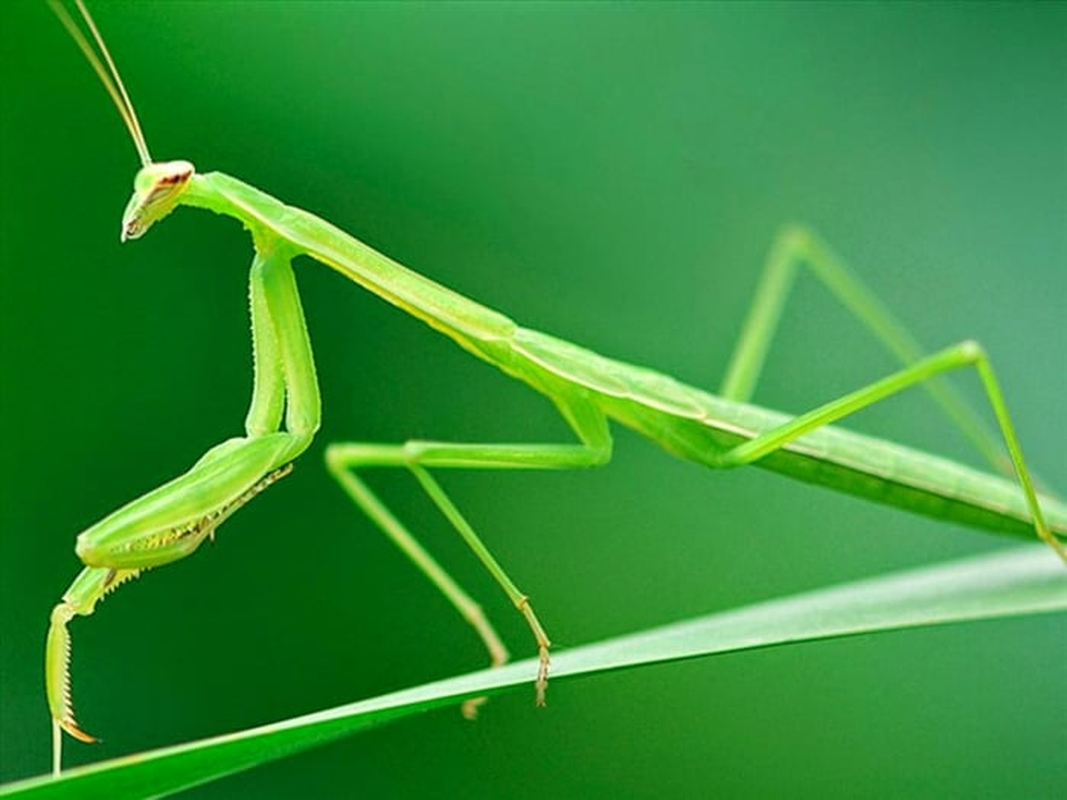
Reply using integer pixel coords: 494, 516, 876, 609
3, 546, 1064, 799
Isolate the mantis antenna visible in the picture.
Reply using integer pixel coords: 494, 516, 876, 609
47, 0, 152, 166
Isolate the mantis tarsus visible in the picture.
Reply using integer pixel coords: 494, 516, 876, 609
43, 0, 1067, 777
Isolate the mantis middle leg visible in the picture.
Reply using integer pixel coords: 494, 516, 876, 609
325, 390, 612, 713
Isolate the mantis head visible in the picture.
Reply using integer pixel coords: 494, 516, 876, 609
48, 1, 193, 242
121, 160, 196, 241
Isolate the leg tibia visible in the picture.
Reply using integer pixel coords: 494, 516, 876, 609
325, 455, 510, 669
46, 566, 142, 750
325, 432, 613, 708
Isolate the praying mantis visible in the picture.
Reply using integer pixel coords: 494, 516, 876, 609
38, 1, 1067, 779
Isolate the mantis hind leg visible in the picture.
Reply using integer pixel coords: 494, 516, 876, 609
717, 340, 1067, 561
721, 225, 1013, 476
325, 394, 612, 712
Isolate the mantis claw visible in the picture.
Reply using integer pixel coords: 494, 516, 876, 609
46, 567, 143, 752
46, 461, 295, 772
46, 599, 98, 748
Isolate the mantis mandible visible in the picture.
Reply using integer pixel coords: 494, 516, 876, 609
44, 0, 1067, 776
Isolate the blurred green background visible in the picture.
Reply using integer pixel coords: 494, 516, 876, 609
1, 2, 1065, 797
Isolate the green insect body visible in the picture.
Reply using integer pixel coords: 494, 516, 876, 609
44, 0, 1066, 777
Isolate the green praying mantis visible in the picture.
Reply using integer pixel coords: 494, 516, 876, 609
43, 0, 1067, 777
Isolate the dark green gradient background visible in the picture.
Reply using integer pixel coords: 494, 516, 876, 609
1, 2, 1065, 797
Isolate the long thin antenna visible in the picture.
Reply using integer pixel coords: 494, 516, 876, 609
47, 0, 152, 166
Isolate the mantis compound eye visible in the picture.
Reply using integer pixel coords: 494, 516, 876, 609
121, 159, 195, 241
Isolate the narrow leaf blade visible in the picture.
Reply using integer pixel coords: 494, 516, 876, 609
3, 546, 1063, 799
